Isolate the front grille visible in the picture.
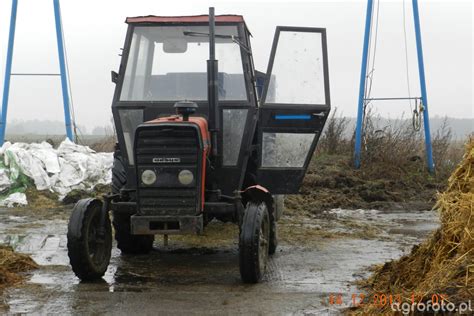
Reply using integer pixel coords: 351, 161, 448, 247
135, 124, 202, 216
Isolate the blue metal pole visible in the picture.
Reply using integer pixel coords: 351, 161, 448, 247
412, 0, 435, 173
0, 0, 19, 146
53, 0, 74, 141
354, 0, 373, 169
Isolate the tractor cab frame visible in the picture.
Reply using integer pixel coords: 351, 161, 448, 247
67, 8, 331, 283
113, 15, 258, 197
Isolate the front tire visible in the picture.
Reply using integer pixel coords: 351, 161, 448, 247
67, 199, 112, 281
239, 202, 270, 283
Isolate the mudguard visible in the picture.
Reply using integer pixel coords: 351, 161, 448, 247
241, 185, 274, 218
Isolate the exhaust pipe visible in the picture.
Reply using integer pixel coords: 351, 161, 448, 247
207, 7, 219, 158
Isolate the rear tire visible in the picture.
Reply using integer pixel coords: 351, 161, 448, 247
113, 214, 154, 254
67, 199, 112, 281
112, 150, 127, 195
268, 215, 278, 255
239, 202, 270, 283
112, 149, 154, 254
269, 195, 283, 255
273, 195, 285, 221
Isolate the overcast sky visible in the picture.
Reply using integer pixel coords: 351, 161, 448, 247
0, 0, 472, 132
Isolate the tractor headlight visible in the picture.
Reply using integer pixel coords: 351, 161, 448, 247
178, 170, 194, 185
141, 169, 156, 185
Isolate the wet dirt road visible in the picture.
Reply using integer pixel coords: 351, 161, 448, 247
0, 207, 438, 315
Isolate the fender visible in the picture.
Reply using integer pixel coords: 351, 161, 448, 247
240, 185, 274, 217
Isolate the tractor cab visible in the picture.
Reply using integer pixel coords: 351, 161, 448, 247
113, 14, 256, 198
67, 9, 330, 284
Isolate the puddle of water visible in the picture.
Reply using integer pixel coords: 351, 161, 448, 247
0, 207, 439, 314
6, 215, 27, 222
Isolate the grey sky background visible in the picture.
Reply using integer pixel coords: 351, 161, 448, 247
0, 0, 472, 132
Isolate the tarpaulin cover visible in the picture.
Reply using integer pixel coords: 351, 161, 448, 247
0, 139, 113, 207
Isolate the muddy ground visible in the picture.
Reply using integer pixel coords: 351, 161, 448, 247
286, 154, 443, 214
0, 204, 438, 315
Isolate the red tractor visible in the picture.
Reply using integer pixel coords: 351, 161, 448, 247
67, 8, 330, 283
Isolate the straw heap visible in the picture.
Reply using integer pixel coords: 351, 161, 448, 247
0, 245, 38, 290
353, 137, 473, 314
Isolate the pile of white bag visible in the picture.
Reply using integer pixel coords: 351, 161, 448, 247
0, 139, 113, 207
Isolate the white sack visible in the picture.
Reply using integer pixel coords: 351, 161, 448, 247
0, 138, 114, 205
0, 169, 11, 192
0, 192, 28, 207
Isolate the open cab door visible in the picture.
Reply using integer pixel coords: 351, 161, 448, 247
257, 26, 330, 194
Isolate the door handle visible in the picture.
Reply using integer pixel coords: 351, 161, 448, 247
312, 112, 326, 117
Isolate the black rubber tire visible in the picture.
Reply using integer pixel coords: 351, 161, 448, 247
112, 213, 154, 254
239, 202, 270, 283
273, 195, 285, 221
269, 195, 283, 255
268, 215, 278, 255
111, 150, 154, 254
67, 199, 112, 281
112, 151, 127, 194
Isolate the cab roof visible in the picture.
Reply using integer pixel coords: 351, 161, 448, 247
126, 14, 245, 24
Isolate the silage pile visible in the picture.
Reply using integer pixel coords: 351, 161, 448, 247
0, 245, 37, 290
0, 139, 113, 207
354, 138, 473, 314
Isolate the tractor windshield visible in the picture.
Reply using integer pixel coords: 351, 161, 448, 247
120, 25, 247, 102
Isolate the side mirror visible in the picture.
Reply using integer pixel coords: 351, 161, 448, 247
111, 71, 118, 84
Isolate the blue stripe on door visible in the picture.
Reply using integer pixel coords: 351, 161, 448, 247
274, 114, 311, 120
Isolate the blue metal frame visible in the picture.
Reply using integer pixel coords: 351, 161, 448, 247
53, 0, 74, 141
0, 0, 74, 145
354, 0, 434, 173
0, 0, 18, 145
354, 0, 373, 169
412, 0, 434, 173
